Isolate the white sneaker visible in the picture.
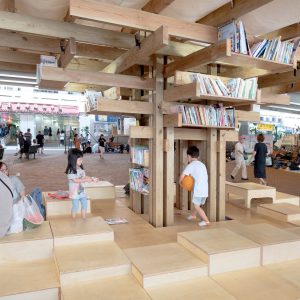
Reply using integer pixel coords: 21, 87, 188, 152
186, 215, 196, 221
198, 221, 208, 227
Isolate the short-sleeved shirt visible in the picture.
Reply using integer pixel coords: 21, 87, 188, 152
24, 132, 32, 143
183, 160, 208, 197
9, 175, 25, 204
234, 142, 244, 160
68, 168, 86, 199
36, 134, 44, 145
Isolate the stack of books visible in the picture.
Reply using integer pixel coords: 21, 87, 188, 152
179, 104, 235, 127
85, 90, 102, 110
129, 168, 149, 194
131, 146, 149, 166
189, 73, 257, 100
251, 38, 300, 64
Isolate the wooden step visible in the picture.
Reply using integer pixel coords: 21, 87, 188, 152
42, 192, 91, 220
178, 228, 260, 275
0, 221, 53, 263
61, 275, 150, 300
50, 216, 114, 246
146, 277, 236, 300
0, 259, 59, 300
286, 227, 300, 235
115, 185, 128, 198
212, 267, 300, 300
82, 181, 115, 200
55, 241, 130, 284
274, 192, 299, 206
124, 243, 207, 288
225, 222, 300, 265
257, 203, 300, 222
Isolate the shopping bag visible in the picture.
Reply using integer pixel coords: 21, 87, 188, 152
7, 201, 25, 234
23, 195, 44, 230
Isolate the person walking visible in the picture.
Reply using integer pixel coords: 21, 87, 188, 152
98, 134, 106, 159
36, 131, 45, 154
230, 136, 248, 181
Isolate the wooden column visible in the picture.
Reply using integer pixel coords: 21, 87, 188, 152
175, 140, 180, 209
150, 57, 164, 227
207, 128, 217, 221
217, 130, 226, 221
163, 127, 174, 226
179, 140, 189, 210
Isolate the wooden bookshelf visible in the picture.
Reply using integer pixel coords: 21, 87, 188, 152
129, 126, 153, 139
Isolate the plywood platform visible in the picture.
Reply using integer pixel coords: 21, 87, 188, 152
274, 192, 300, 206
124, 243, 207, 288
286, 227, 300, 235
0, 222, 53, 262
82, 181, 115, 200
55, 241, 130, 284
0, 259, 59, 299
42, 192, 91, 219
225, 222, 300, 264
212, 267, 300, 300
61, 275, 151, 300
50, 216, 114, 246
257, 203, 300, 222
115, 185, 128, 198
178, 228, 260, 275
146, 277, 237, 300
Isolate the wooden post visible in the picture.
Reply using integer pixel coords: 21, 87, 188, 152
207, 128, 217, 221
179, 140, 189, 210
163, 127, 174, 226
175, 140, 180, 209
217, 130, 226, 221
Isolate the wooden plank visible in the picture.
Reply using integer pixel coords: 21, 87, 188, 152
102, 87, 121, 99
260, 23, 300, 41
258, 70, 300, 88
220, 66, 270, 78
217, 131, 226, 221
164, 40, 230, 78
96, 99, 153, 115
163, 127, 175, 226
69, 0, 217, 43
197, 0, 274, 27
174, 128, 207, 141
0, 49, 40, 65
223, 130, 239, 142
4, 0, 15, 12
163, 113, 182, 127
129, 126, 153, 139
59, 37, 76, 68
260, 90, 290, 105
37, 66, 155, 90
235, 110, 260, 122
179, 140, 189, 210
0, 62, 36, 73
142, 0, 175, 14
103, 25, 168, 74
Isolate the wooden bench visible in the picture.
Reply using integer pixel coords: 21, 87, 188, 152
225, 181, 276, 208
26, 144, 39, 160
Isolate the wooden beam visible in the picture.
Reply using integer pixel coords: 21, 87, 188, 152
220, 66, 270, 79
129, 126, 153, 139
59, 38, 76, 68
258, 70, 300, 88
259, 92, 290, 105
197, 0, 274, 27
164, 40, 230, 78
69, 0, 217, 43
4, 0, 15, 12
163, 113, 182, 127
0, 62, 36, 73
37, 66, 155, 90
142, 0, 175, 14
179, 140, 189, 210
174, 128, 207, 141
235, 110, 260, 123
96, 99, 153, 115
224, 130, 238, 142
103, 25, 168, 74
0, 49, 40, 65
217, 131, 226, 221
259, 23, 300, 41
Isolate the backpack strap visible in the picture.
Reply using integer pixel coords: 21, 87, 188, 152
0, 177, 13, 198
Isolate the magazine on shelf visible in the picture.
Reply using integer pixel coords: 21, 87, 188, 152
105, 218, 128, 225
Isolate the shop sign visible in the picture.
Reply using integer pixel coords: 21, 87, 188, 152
257, 123, 274, 131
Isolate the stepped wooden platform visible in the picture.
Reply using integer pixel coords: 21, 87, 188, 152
42, 191, 91, 219
61, 275, 151, 300
257, 203, 300, 223
225, 222, 300, 265
286, 227, 300, 235
177, 228, 260, 275
0, 259, 60, 300
146, 277, 236, 300
274, 192, 300, 206
225, 181, 276, 208
55, 241, 130, 284
50, 216, 114, 246
124, 243, 207, 288
115, 185, 128, 198
82, 181, 115, 200
212, 267, 300, 300
0, 221, 53, 263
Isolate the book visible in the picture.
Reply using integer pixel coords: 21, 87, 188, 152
218, 20, 237, 52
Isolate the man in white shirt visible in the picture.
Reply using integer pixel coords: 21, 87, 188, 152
231, 136, 248, 180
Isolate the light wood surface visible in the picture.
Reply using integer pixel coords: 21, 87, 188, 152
129, 126, 153, 139
146, 277, 237, 300
274, 192, 300, 206
82, 180, 116, 200
0, 259, 59, 297
257, 203, 300, 222
212, 267, 300, 300
50, 216, 114, 246
62, 275, 151, 300
178, 228, 260, 275
55, 241, 130, 284
125, 243, 207, 287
